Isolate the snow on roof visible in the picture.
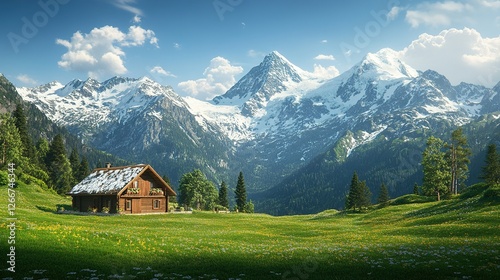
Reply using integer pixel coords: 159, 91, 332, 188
68, 165, 146, 195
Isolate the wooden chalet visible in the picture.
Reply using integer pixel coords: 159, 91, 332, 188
68, 164, 176, 214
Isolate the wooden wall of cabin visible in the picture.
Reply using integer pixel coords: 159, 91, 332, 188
127, 171, 167, 196
140, 197, 167, 213
73, 196, 117, 213
118, 197, 167, 214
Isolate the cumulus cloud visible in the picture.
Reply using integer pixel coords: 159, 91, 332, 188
405, 1, 472, 28
311, 64, 340, 80
314, 54, 335, 61
56, 25, 158, 79
123, 25, 158, 47
178, 57, 243, 100
400, 28, 500, 87
16, 74, 38, 86
150, 66, 176, 78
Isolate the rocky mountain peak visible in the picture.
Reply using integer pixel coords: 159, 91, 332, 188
212, 51, 307, 116
355, 48, 418, 81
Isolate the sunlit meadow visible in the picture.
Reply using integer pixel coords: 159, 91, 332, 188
1, 181, 499, 279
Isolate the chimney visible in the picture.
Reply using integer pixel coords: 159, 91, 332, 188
106, 162, 111, 168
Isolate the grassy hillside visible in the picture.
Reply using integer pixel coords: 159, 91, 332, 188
1, 179, 499, 279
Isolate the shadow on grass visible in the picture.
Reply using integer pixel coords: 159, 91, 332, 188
16, 245, 500, 280
36, 203, 72, 213
36, 205, 56, 213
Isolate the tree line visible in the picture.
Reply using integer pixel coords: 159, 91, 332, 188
345, 171, 389, 211
345, 127, 500, 211
177, 169, 254, 213
421, 128, 471, 200
0, 105, 90, 193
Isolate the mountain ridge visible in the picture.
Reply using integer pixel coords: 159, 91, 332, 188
15, 48, 500, 213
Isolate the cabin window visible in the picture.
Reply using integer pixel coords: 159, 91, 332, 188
133, 181, 138, 188
153, 199, 161, 209
150, 181, 154, 189
125, 199, 132, 210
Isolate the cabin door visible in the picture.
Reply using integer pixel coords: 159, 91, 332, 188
125, 199, 132, 214
132, 199, 141, 214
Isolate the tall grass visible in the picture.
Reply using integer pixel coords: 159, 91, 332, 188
1, 181, 499, 279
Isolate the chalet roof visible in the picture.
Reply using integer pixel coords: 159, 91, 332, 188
67, 164, 176, 196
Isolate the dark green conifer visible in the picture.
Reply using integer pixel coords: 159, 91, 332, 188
377, 183, 390, 206
481, 144, 500, 186
235, 171, 247, 212
218, 181, 229, 209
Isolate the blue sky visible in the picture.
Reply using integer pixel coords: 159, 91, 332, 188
1, 0, 500, 100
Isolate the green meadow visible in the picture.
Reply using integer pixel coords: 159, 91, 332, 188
1, 181, 500, 279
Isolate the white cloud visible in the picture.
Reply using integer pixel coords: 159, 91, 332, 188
479, 0, 500, 8
150, 66, 176, 78
311, 64, 340, 80
314, 54, 335, 61
56, 25, 158, 79
132, 15, 141, 23
405, 1, 473, 28
400, 28, 500, 87
321, 39, 328, 43
16, 74, 38, 86
178, 56, 243, 100
123, 25, 158, 47
247, 49, 266, 58
112, 0, 143, 16
387, 6, 401, 20
173, 42, 181, 49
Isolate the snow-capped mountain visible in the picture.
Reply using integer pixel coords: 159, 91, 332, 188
18, 76, 233, 184
18, 76, 188, 139
187, 49, 498, 189
187, 51, 326, 143
213, 51, 307, 116
17, 49, 500, 196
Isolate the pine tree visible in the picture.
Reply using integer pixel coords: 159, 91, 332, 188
77, 156, 90, 182
377, 183, 390, 206
346, 172, 359, 211
481, 144, 500, 186
218, 181, 229, 209
422, 136, 451, 201
0, 114, 25, 167
36, 138, 49, 170
358, 180, 372, 209
446, 128, 471, 195
12, 104, 35, 159
46, 134, 73, 193
413, 183, 419, 195
234, 171, 247, 212
69, 148, 80, 185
